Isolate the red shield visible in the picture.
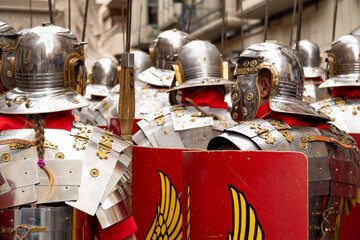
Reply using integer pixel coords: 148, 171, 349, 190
182, 151, 308, 240
132, 146, 192, 240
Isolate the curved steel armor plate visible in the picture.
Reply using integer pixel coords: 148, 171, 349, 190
208, 118, 359, 198
320, 35, 360, 88
0, 22, 19, 91
232, 42, 328, 121
0, 206, 88, 240
312, 98, 360, 133
0, 122, 132, 228
133, 106, 236, 149
138, 66, 175, 87
302, 82, 328, 104
0, 24, 89, 114
169, 40, 234, 91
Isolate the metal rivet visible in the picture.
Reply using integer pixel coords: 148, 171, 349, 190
246, 92, 254, 101
316, 152, 320, 156
69, 170, 72, 173
231, 112, 238, 120
55, 152, 65, 159
163, 129, 169, 135
65, 186, 69, 189
335, 168, 338, 171
25, 59, 29, 65
353, 111, 358, 116
22, 189, 25, 193
72, 98, 79, 104
66, 217, 69, 220
202, 56, 207, 61
10, 219, 13, 223
7, 70, 12, 77
90, 168, 99, 178
232, 92, 239, 101
250, 60, 257, 67
1, 153, 10, 162
279, 104, 286, 109
319, 167, 322, 170
243, 60, 249, 67
24, 171, 28, 174
31, 218, 35, 222
350, 171, 352, 174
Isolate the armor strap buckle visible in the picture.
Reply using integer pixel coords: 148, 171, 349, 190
1, 225, 46, 240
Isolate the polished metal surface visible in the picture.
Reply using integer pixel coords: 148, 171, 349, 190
231, 42, 328, 121
134, 106, 236, 149
138, 66, 175, 87
0, 123, 133, 227
320, 34, 360, 88
91, 58, 118, 87
0, 206, 87, 240
293, 40, 324, 78
312, 98, 360, 133
302, 82, 328, 104
169, 40, 234, 91
154, 29, 191, 70
132, 50, 152, 82
0, 24, 89, 114
96, 200, 131, 229
0, 22, 19, 91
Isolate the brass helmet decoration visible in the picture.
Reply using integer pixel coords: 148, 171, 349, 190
0, 24, 88, 114
230, 42, 329, 122
0, 21, 19, 91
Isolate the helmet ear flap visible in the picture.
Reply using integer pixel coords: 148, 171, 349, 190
326, 53, 336, 79
64, 52, 86, 95
222, 61, 229, 80
172, 61, 184, 86
149, 47, 156, 66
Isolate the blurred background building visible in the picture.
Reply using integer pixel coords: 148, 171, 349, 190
0, 0, 359, 70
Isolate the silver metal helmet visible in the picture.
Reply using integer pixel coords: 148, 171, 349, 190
132, 50, 151, 80
0, 22, 19, 91
86, 58, 118, 98
293, 40, 324, 78
319, 34, 360, 88
230, 42, 329, 122
168, 40, 233, 91
138, 29, 191, 87
0, 24, 89, 114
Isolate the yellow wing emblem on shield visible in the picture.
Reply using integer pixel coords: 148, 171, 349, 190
227, 185, 264, 240
145, 171, 182, 240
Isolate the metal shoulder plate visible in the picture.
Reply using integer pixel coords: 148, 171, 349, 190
0, 122, 132, 224
134, 106, 236, 149
311, 98, 360, 133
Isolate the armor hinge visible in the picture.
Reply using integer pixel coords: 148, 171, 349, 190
154, 110, 166, 126
270, 120, 294, 143
96, 135, 113, 160
250, 123, 276, 144
334, 97, 346, 112
318, 101, 332, 114
73, 126, 91, 150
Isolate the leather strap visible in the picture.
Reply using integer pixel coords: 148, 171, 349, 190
0, 139, 35, 146
309, 135, 353, 149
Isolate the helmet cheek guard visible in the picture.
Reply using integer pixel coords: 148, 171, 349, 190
64, 52, 86, 96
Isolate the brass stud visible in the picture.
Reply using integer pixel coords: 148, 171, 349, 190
243, 60, 249, 67
279, 104, 286, 109
24, 171, 28, 174
22, 189, 25, 193
163, 129, 169, 135
65, 186, 69, 189
202, 56, 207, 61
319, 167, 322, 170
232, 92, 239, 101
231, 112, 238, 120
335, 168, 338, 171
66, 217, 69, 220
223, 122, 229, 127
350, 171, 352, 174
316, 152, 320, 156
10, 219, 13, 223
90, 168, 99, 178
31, 218, 35, 222
250, 60, 257, 67
25, 59, 29, 65
1, 153, 10, 162
353, 111, 358, 116
55, 152, 65, 159
246, 92, 254, 101
7, 70, 12, 77
72, 98, 79, 104
69, 170, 72, 174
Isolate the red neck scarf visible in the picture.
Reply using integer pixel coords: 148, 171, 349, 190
0, 110, 75, 131
254, 103, 330, 130
332, 86, 360, 100
181, 86, 228, 109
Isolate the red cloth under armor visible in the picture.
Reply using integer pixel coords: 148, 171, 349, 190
181, 86, 228, 109
332, 86, 360, 100
255, 103, 330, 130
0, 111, 137, 239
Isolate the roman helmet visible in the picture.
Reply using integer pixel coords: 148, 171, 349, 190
319, 34, 360, 88
230, 41, 329, 122
0, 22, 19, 91
86, 57, 118, 98
138, 29, 191, 87
0, 24, 88, 114
168, 40, 233, 91
293, 40, 324, 78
